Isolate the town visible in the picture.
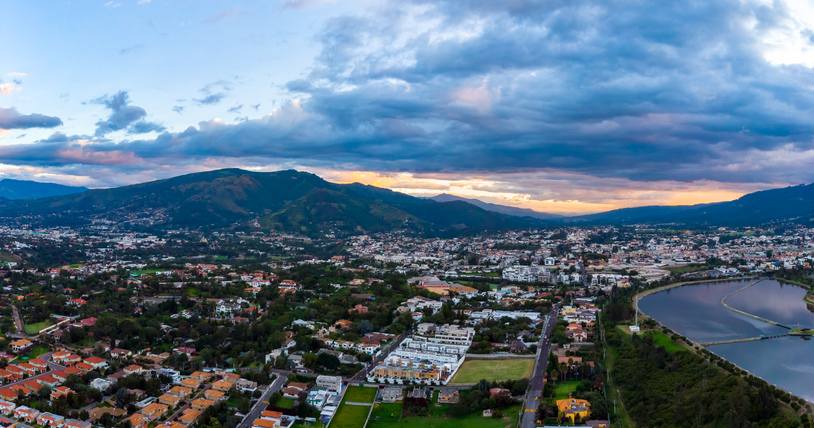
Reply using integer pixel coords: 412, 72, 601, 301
0, 223, 808, 428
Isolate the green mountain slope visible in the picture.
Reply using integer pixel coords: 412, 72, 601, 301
0, 169, 540, 233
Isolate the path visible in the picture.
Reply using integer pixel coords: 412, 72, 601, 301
701, 333, 788, 347
719, 279, 791, 329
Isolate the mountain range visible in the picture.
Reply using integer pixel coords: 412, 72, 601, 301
0, 179, 88, 200
1, 169, 813, 233
428, 194, 563, 220
0, 169, 537, 234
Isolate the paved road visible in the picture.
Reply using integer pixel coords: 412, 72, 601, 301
10, 305, 24, 337
520, 307, 558, 428
350, 330, 410, 383
238, 374, 287, 428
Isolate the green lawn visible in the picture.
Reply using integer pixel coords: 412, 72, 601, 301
24, 320, 54, 335
449, 359, 534, 385
651, 331, 686, 353
369, 403, 402, 423
132, 269, 161, 275
342, 386, 376, 403
553, 381, 580, 400
69, 264, 83, 268
21, 344, 50, 360
329, 403, 371, 428
368, 405, 521, 428
276, 397, 296, 409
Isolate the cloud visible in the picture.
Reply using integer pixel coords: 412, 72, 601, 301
0, 83, 17, 96
227, 104, 243, 113
202, 8, 237, 24
281, 0, 335, 10
92, 91, 164, 136
193, 93, 226, 106
6, 72, 26, 77
7, 0, 814, 198
172, 106, 184, 114
119, 44, 144, 54
104, 1, 121, 7
0, 107, 63, 130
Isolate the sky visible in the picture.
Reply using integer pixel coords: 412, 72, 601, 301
3, 0, 814, 214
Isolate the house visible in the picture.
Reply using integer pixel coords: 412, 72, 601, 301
174, 347, 196, 357
158, 394, 182, 407
204, 390, 225, 402
211, 380, 233, 393
556, 397, 591, 423
281, 387, 302, 399
68, 298, 87, 307
0, 390, 16, 402
190, 398, 214, 412
16, 363, 36, 376
83, 357, 107, 370
177, 409, 201, 425
50, 386, 75, 400
169, 386, 193, 398
63, 419, 92, 428
123, 365, 144, 375
235, 378, 258, 392
90, 378, 115, 391
64, 366, 82, 376
75, 362, 94, 373
9, 339, 31, 354
140, 403, 169, 417
29, 359, 48, 372
38, 375, 59, 388
51, 351, 72, 363
62, 354, 82, 366
110, 348, 132, 359
37, 412, 65, 427
0, 399, 14, 416
14, 406, 39, 423
181, 378, 202, 390
128, 413, 150, 428
50, 371, 69, 383
315, 375, 342, 392
190, 371, 212, 383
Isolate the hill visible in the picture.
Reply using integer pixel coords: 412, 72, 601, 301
0, 179, 88, 199
566, 183, 814, 226
428, 194, 562, 220
0, 169, 540, 234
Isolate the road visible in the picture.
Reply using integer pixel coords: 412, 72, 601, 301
238, 374, 287, 428
520, 307, 558, 428
350, 330, 409, 383
166, 381, 216, 423
10, 305, 24, 337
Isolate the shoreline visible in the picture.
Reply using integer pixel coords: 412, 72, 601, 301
634, 276, 813, 405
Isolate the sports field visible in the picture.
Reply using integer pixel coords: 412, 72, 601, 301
449, 358, 534, 385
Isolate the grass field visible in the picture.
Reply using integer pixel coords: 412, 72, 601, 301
21, 344, 50, 360
132, 269, 161, 275
369, 403, 402, 423
330, 403, 371, 428
342, 386, 377, 403
276, 397, 296, 409
24, 320, 54, 335
651, 331, 686, 352
666, 264, 713, 274
449, 359, 534, 385
368, 405, 521, 428
553, 381, 580, 400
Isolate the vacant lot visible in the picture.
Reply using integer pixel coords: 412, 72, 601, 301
343, 386, 377, 403
24, 321, 54, 335
330, 403, 371, 428
554, 380, 580, 400
368, 405, 520, 428
449, 359, 534, 385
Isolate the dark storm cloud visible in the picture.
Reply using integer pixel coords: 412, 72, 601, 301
10, 0, 814, 185
0, 107, 63, 130
93, 91, 164, 136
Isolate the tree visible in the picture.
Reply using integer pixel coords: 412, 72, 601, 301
79, 410, 89, 421
317, 353, 340, 371
357, 320, 373, 335
115, 387, 129, 408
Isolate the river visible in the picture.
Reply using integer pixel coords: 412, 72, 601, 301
638, 279, 814, 403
